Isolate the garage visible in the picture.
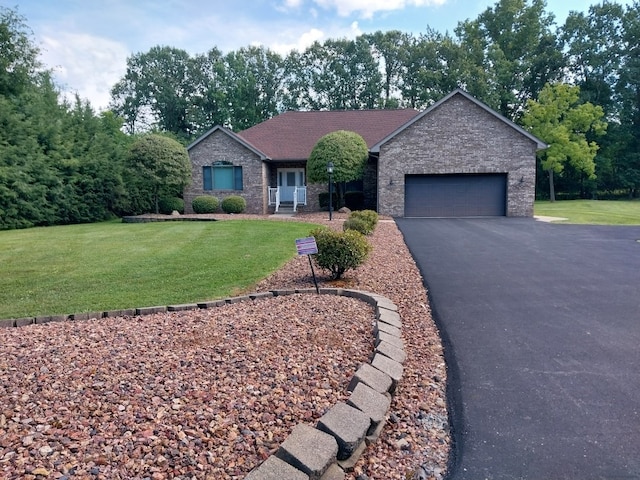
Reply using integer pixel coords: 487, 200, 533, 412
404, 173, 507, 217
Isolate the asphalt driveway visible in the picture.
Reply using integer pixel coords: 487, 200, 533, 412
395, 218, 640, 480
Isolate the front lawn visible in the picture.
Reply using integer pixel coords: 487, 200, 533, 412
0, 219, 315, 319
534, 199, 640, 225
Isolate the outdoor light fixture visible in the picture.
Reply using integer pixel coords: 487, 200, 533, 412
327, 162, 334, 221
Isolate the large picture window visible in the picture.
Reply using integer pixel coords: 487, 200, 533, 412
203, 163, 243, 191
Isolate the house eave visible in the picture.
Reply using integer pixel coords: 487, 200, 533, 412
370, 88, 548, 152
187, 125, 270, 160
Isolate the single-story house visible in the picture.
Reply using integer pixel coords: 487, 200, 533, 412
185, 89, 546, 217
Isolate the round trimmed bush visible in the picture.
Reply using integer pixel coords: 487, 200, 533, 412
350, 210, 378, 232
158, 197, 185, 215
310, 227, 372, 280
192, 196, 219, 214
221, 195, 246, 214
343, 216, 372, 235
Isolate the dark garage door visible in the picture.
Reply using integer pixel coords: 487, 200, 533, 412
405, 173, 507, 217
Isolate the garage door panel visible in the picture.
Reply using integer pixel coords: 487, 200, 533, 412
405, 174, 506, 217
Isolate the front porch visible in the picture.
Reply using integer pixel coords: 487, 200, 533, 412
268, 186, 307, 213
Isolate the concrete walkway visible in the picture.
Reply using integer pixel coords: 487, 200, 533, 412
395, 218, 640, 480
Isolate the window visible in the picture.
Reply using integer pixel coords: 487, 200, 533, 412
203, 164, 243, 191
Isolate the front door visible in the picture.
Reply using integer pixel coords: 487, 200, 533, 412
278, 168, 305, 202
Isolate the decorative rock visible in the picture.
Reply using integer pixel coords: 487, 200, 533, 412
347, 382, 391, 435
371, 353, 403, 391
348, 363, 393, 394
275, 424, 338, 479
0, 318, 15, 328
166, 303, 199, 312
376, 309, 402, 328
375, 341, 407, 364
245, 455, 309, 480
135, 306, 167, 316
317, 402, 370, 461
374, 321, 401, 338
375, 331, 404, 349
319, 464, 345, 480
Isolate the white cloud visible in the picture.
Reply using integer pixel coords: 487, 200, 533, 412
313, 0, 447, 18
270, 28, 325, 54
41, 32, 129, 111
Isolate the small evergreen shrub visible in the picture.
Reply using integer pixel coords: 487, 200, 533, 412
343, 216, 372, 235
319, 192, 340, 210
158, 197, 185, 214
344, 191, 365, 210
310, 227, 372, 280
350, 209, 378, 232
221, 195, 246, 214
192, 196, 219, 214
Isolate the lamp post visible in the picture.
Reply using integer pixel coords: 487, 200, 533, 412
327, 162, 334, 221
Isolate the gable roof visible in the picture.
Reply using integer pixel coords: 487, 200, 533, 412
370, 89, 548, 152
237, 109, 421, 161
187, 125, 269, 159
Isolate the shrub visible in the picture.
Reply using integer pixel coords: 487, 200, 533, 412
344, 191, 364, 210
192, 196, 219, 214
221, 195, 247, 214
158, 197, 185, 214
343, 216, 372, 235
310, 227, 372, 280
350, 209, 378, 232
319, 191, 340, 210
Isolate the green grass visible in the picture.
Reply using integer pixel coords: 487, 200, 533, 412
534, 199, 640, 225
0, 219, 316, 319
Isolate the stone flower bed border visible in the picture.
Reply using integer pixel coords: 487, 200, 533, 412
0, 288, 405, 480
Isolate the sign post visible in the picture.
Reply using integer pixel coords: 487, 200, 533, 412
295, 237, 319, 294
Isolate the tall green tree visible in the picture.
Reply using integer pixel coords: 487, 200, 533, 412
455, 0, 564, 119
362, 30, 411, 108
614, 2, 640, 197
285, 38, 382, 110
190, 47, 230, 134
561, 2, 625, 114
522, 83, 607, 201
125, 134, 191, 214
223, 46, 284, 131
110, 46, 196, 139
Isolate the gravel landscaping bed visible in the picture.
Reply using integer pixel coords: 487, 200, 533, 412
0, 212, 450, 479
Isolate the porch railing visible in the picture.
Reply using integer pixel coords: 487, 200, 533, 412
268, 187, 280, 212
268, 186, 307, 212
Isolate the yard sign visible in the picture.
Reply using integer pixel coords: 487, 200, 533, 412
295, 237, 319, 293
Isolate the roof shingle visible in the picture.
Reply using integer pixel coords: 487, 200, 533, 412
237, 109, 420, 161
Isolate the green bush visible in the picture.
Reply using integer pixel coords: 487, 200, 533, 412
343, 216, 372, 235
350, 210, 378, 232
221, 195, 247, 214
344, 191, 365, 210
310, 227, 372, 280
192, 196, 219, 214
319, 192, 340, 210
158, 197, 185, 214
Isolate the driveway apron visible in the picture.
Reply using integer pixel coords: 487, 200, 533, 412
395, 218, 640, 480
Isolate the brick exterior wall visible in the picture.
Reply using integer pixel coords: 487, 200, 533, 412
185, 130, 267, 214
377, 94, 537, 217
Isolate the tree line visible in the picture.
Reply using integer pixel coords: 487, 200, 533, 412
109, 0, 640, 200
2, 0, 640, 230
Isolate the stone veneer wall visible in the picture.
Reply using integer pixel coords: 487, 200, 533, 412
377, 94, 538, 217
185, 130, 267, 214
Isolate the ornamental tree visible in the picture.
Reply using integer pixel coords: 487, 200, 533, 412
307, 130, 368, 206
126, 134, 191, 214
522, 83, 607, 201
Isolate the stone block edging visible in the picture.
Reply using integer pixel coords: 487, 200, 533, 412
0, 288, 405, 480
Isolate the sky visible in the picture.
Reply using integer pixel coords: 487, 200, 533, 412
6, 0, 635, 111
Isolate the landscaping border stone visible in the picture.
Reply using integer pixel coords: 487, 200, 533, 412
0, 289, 405, 480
